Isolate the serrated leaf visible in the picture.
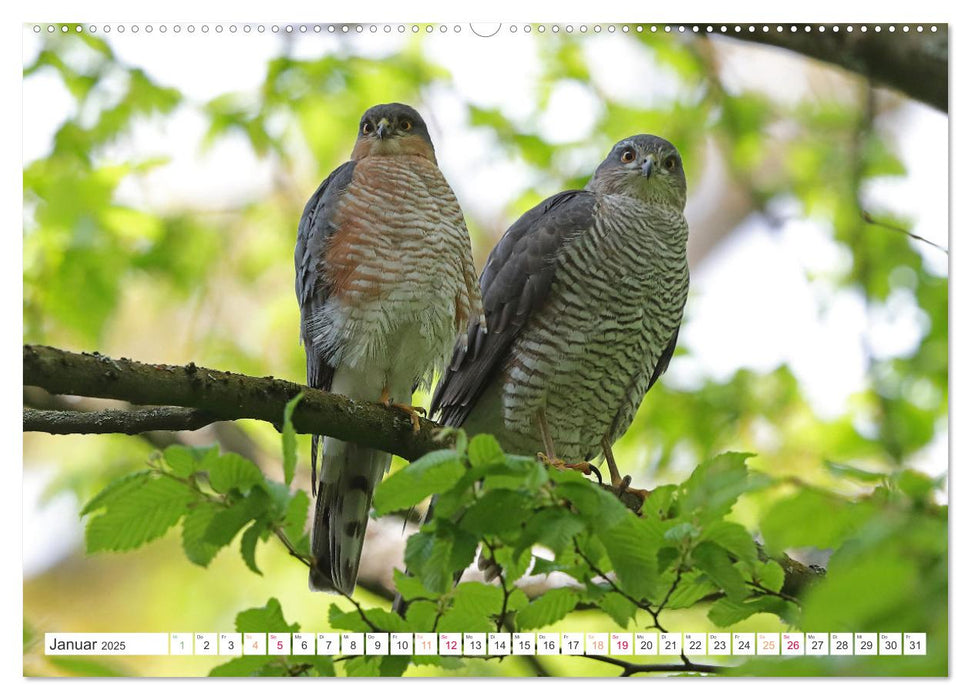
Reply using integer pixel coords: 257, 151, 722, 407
597, 591, 637, 628
307, 656, 336, 676
460, 489, 532, 536
208, 656, 275, 677
343, 656, 381, 677
181, 501, 222, 566
85, 472, 196, 553
438, 582, 503, 632
600, 513, 660, 600
467, 434, 504, 468
281, 489, 310, 544
664, 521, 700, 543
404, 530, 452, 593
681, 452, 756, 520
517, 587, 580, 630
700, 520, 757, 566
515, 508, 585, 558
328, 603, 369, 633
81, 470, 153, 516
163, 445, 217, 478
329, 605, 409, 633
708, 595, 799, 627
404, 600, 438, 631
377, 656, 410, 677
393, 568, 436, 602
663, 570, 719, 609
755, 559, 785, 593
205, 489, 270, 548
235, 598, 298, 634
208, 453, 265, 494
373, 450, 464, 516
555, 477, 628, 533
692, 541, 749, 601
240, 521, 264, 575
281, 393, 303, 486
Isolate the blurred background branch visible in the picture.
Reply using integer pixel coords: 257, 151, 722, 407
711, 25, 947, 112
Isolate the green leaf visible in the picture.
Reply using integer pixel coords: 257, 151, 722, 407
597, 591, 637, 628
460, 489, 532, 536
692, 541, 749, 601
554, 472, 627, 533
205, 489, 270, 548
281, 393, 303, 486
85, 472, 195, 553
530, 556, 562, 576
405, 600, 438, 632
209, 656, 275, 677
393, 568, 436, 602
681, 452, 757, 520
824, 460, 887, 483
343, 656, 381, 677
600, 513, 661, 600
404, 530, 453, 593
306, 656, 336, 677
699, 520, 757, 567
373, 450, 464, 516
517, 588, 580, 630
208, 453, 265, 494
438, 582, 503, 632
515, 508, 585, 558
80, 470, 153, 516
329, 605, 409, 633
754, 559, 785, 593
235, 598, 299, 634
240, 521, 265, 575
761, 490, 875, 552
163, 445, 218, 478
181, 501, 222, 566
466, 434, 505, 469
662, 570, 719, 609
709, 595, 800, 628
281, 489, 310, 544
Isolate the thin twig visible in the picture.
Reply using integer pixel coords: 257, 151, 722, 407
861, 210, 948, 254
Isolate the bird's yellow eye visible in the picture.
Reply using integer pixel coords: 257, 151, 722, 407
620, 148, 636, 163
401, 119, 413, 131
664, 155, 677, 170
362, 122, 374, 135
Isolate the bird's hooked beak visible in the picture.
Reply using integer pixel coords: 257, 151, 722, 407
641, 155, 655, 179
376, 118, 391, 140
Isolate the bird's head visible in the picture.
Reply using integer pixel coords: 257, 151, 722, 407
587, 135, 686, 211
350, 103, 437, 162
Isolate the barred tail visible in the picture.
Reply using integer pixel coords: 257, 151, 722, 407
309, 436, 391, 594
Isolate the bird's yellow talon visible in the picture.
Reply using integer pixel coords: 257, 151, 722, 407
392, 403, 424, 433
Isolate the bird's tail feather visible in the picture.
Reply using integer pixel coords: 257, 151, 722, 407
309, 436, 391, 594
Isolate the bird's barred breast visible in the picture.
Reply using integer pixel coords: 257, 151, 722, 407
320, 156, 473, 381
503, 196, 689, 462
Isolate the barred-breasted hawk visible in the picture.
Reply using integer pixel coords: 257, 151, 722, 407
295, 103, 482, 594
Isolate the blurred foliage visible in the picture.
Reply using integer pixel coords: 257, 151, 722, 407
23, 27, 947, 678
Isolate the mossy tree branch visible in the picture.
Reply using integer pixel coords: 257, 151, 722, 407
23, 344, 444, 462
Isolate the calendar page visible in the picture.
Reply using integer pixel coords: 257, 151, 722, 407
22, 8, 949, 681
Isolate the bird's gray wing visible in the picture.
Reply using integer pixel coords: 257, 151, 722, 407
431, 189, 596, 427
647, 326, 680, 391
295, 160, 356, 392
294, 160, 356, 490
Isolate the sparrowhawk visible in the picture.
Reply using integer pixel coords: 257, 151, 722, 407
431, 134, 689, 488
295, 103, 482, 594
